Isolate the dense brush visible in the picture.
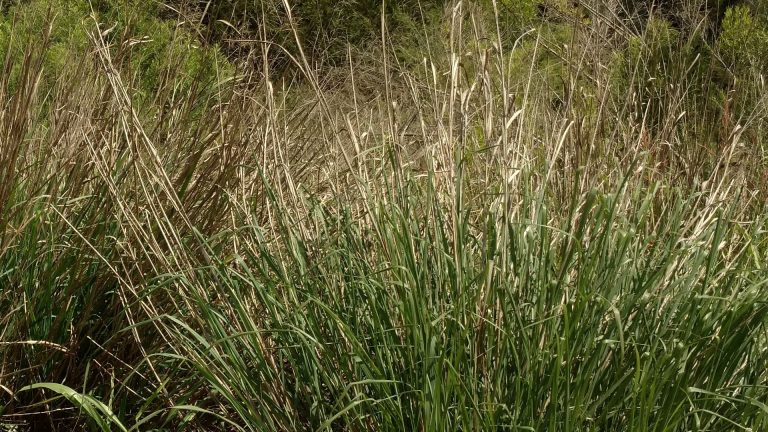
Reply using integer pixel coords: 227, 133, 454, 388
1, 1, 767, 430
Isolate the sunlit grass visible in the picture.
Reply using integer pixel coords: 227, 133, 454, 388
1, 1, 767, 430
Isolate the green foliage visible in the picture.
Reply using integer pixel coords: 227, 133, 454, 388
610, 17, 686, 132
174, 0, 455, 71
293, 0, 379, 56
718, 5, 768, 73
0, 0, 88, 95
496, 0, 537, 38
0, 0, 233, 109
123, 14, 233, 106
605, 2, 768, 163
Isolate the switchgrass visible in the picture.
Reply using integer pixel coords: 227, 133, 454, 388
1, 1, 767, 430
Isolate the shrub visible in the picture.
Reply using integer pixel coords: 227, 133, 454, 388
611, 16, 687, 134
0, 0, 233, 111
718, 5, 768, 73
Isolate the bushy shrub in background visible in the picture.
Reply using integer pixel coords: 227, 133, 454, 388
604, 0, 768, 171
0, 0, 232, 112
715, 3, 768, 162
718, 5, 768, 73
0, 0, 91, 96
490, 0, 538, 44
610, 16, 693, 134
164, 0, 450, 73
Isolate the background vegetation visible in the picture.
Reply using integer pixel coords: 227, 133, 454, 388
1, 0, 767, 430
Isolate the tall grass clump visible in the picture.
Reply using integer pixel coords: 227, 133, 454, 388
1, 0, 767, 430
